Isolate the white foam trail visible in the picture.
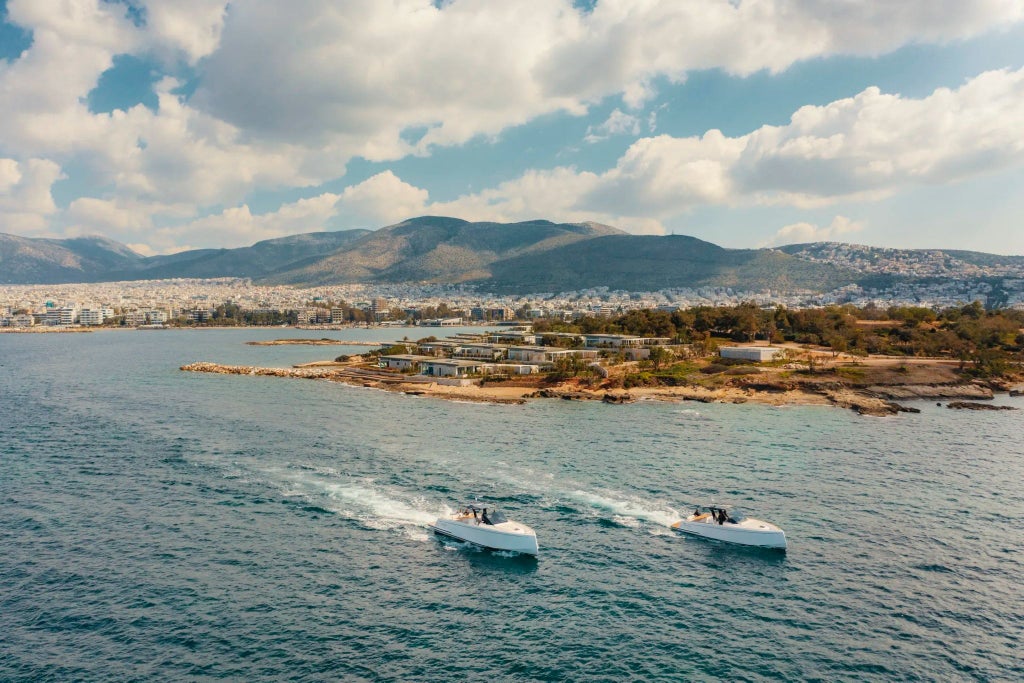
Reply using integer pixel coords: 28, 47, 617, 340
257, 463, 449, 531
323, 483, 445, 529
569, 489, 680, 527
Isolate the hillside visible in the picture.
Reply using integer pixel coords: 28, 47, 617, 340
107, 229, 371, 281
0, 234, 142, 284
777, 242, 1024, 278
264, 216, 626, 285
477, 234, 857, 293
4, 220, 1021, 294
0, 229, 369, 284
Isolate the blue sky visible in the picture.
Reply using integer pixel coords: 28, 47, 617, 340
1, 0, 1023, 255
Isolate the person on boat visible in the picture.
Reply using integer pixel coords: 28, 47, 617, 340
472, 507, 478, 521
481, 508, 492, 525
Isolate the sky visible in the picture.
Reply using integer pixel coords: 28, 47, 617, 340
1, 0, 1023, 256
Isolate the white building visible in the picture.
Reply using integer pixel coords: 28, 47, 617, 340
418, 359, 484, 377
720, 346, 785, 362
379, 354, 434, 371
79, 309, 104, 326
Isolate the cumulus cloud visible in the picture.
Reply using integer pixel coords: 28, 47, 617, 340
584, 109, 642, 143
0, 158, 64, 235
192, 0, 1024, 157
2, 0, 1023, 250
143, 193, 344, 253
337, 172, 430, 227
136, 0, 229, 64
334, 67, 1024, 238
766, 215, 863, 246
575, 67, 1024, 216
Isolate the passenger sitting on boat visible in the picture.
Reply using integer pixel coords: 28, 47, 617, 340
481, 508, 492, 525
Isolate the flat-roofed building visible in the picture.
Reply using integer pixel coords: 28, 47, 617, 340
719, 346, 784, 362
379, 354, 434, 372
453, 343, 507, 360
79, 309, 103, 326
583, 334, 671, 348
506, 346, 599, 363
419, 359, 484, 377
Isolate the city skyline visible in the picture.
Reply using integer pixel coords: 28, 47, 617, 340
1, 1, 1024, 256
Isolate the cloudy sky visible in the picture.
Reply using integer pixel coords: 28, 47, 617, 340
1, 0, 1023, 255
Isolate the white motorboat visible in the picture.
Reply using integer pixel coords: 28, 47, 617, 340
671, 504, 787, 550
430, 502, 539, 555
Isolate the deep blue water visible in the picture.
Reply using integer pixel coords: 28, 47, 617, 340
1, 328, 1022, 681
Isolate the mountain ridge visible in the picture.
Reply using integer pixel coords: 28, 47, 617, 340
2, 218, 1022, 292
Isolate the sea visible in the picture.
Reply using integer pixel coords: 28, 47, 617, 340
1, 327, 1021, 682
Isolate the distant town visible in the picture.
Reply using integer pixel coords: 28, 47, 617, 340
3, 271, 1024, 331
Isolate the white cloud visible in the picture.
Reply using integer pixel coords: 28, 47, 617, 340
766, 215, 863, 245
2, 0, 1023, 250
0, 158, 64, 235
584, 109, 642, 143
195, 0, 1024, 153
136, 0, 228, 64
573, 67, 1024, 216
143, 193, 345, 253
334, 67, 1024, 239
65, 197, 154, 236
338, 172, 431, 227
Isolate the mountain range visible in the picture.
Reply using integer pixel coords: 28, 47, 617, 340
2, 216, 1021, 293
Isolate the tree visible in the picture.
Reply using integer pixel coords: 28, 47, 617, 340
648, 346, 672, 370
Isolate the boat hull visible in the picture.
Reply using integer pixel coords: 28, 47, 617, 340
674, 519, 787, 550
430, 518, 539, 555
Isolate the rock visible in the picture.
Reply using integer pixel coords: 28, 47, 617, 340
866, 384, 994, 400
602, 393, 635, 404
1010, 389, 1023, 397
947, 401, 1017, 411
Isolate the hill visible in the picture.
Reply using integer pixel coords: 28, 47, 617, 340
0, 234, 143, 284
0, 230, 370, 284
264, 216, 625, 285
4, 220, 1021, 294
476, 234, 856, 293
107, 230, 371, 281
776, 242, 1024, 278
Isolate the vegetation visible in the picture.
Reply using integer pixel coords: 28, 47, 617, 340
534, 302, 1024, 378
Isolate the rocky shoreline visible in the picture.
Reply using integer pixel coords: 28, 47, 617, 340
179, 361, 1021, 416
245, 338, 373, 346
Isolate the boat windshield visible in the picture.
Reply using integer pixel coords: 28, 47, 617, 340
487, 510, 508, 524
727, 508, 747, 523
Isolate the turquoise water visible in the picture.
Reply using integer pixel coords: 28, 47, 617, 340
1, 329, 1022, 681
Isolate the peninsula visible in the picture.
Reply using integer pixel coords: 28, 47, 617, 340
181, 302, 1024, 416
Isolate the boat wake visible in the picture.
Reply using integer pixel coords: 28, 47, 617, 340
567, 489, 680, 530
263, 464, 449, 539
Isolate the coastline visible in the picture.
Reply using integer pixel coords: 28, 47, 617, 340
179, 361, 1021, 415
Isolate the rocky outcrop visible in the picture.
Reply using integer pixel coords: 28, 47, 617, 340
823, 389, 919, 416
947, 401, 1017, 411
181, 362, 342, 378
866, 384, 994, 400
